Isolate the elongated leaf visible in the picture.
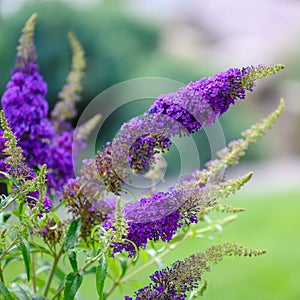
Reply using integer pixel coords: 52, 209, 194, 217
0, 194, 16, 210
28, 241, 52, 256
65, 220, 79, 250
68, 251, 78, 272
64, 272, 83, 300
96, 256, 107, 300
19, 238, 31, 282
0, 171, 19, 187
0, 281, 12, 300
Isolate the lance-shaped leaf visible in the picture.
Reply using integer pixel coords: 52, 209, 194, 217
19, 237, 31, 282
96, 255, 107, 300
0, 281, 12, 300
64, 272, 83, 300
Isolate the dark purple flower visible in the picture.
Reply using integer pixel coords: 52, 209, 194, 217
0, 15, 86, 195
128, 133, 171, 173
110, 65, 283, 176
147, 66, 270, 133
126, 252, 208, 299
103, 188, 211, 257
1, 15, 54, 170
47, 131, 74, 191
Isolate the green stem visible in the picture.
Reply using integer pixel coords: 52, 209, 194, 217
0, 234, 22, 286
105, 278, 121, 298
82, 250, 104, 273
0, 263, 4, 283
43, 242, 65, 298
0, 235, 19, 261
30, 236, 37, 293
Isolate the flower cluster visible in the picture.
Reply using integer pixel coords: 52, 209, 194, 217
95, 143, 126, 195
39, 218, 65, 247
128, 133, 171, 173
102, 98, 285, 258
104, 64, 284, 184
0, 14, 285, 300
63, 177, 115, 241
0, 14, 93, 194
1, 15, 54, 169
125, 243, 266, 299
103, 187, 217, 257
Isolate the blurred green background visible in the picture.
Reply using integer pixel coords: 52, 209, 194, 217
0, 0, 299, 299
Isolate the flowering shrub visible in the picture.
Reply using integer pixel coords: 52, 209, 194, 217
0, 14, 284, 299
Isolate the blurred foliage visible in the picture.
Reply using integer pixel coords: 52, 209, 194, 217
0, 1, 201, 109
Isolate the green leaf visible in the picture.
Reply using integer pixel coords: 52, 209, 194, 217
0, 281, 13, 300
18, 201, 25, 221
126, 280, 144, 289
64, 272, 83, 300
84, 266, 96, 275
96, 255, 107, 300
0, 171, 19, 187
3, 213, 11, 223
19, 238, 31, 282
65, 220, 79, 250
28, 241, 52, 256
68, 251, 78, 273
0, 194, 16, 210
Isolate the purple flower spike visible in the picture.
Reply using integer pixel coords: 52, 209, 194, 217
148, 67, 254, 134
1, 14, 54, 168
103, 188, 211, 257
110, 65, 283, 176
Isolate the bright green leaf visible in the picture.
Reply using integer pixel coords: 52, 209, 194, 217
64, 272, 83, 300
96, 255, 107, 300
19, 238, 31, 282
65, 220, 79, 250
0, 281, 13, 300
68, 251, 78, 273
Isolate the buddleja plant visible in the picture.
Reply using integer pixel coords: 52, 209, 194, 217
0, 14, 284, 300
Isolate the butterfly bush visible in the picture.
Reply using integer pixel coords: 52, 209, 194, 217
0, 14, 285, 300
